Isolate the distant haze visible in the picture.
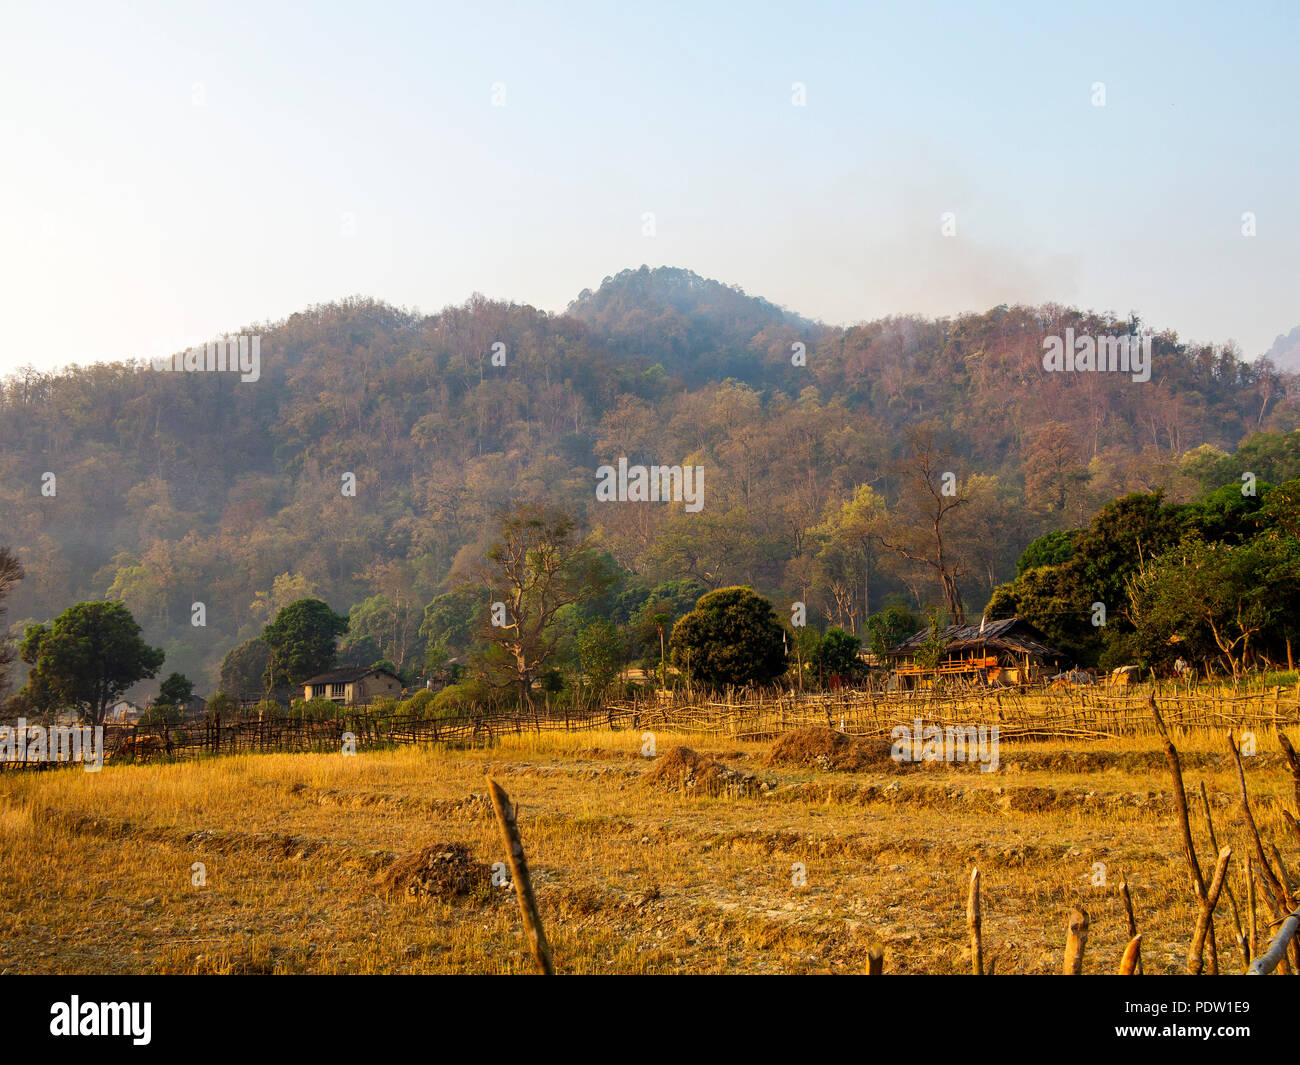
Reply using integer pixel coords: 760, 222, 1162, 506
1, 0, 1297, 375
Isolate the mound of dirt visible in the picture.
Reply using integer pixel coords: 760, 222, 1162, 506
378, 842, 494, 903
765, 728, 894, 772
642, 746, 760, 798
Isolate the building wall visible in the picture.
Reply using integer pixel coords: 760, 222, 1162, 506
351, 674, 401, 703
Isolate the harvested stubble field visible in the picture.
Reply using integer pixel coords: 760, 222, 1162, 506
1, 715, 1297, 975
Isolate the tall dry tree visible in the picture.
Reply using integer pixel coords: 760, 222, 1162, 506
872, 425, 969, 625
473, 504, 615, 711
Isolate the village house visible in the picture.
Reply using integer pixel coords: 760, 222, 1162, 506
303, 666, 403, 705
885, 617, 1062, 689
107, 699, 147, 723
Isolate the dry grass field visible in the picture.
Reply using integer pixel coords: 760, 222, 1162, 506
2, 707, 1297, 975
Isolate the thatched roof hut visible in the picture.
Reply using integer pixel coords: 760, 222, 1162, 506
887, 617, 1060, 660
885, 617, 1063, 687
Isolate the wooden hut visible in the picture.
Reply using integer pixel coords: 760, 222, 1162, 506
885, 617, 1062, 689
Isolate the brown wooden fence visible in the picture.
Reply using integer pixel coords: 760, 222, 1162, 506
3, 682, 1296, 769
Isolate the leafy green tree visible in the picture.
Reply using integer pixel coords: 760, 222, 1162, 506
419, 585, 484, 671
218, 637, 271, 697
205, 690, 238, 719
1128, 534, 1297, 677
347, 593, 422, 674
669, 586, 787, 689
913, 609, 950, 671
576, 620, 624, 699
156, 671, 194, 708
261, 599, 349, 688
864, 604, 919, 657
19, 601, 165, 724
1070, 491, 1185, 613
1183, 481, 1266, 546
1016, 530, 1076, 577
337, 633, 382, 669
810, 627, 862, 683
986, 563, 1100, 666
630, 578, 706, 676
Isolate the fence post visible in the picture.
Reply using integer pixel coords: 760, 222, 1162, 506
486, 776, 553, 975
1063, 906, 1088, 974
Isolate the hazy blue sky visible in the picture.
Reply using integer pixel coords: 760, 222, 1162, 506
2, 0, 1296, 376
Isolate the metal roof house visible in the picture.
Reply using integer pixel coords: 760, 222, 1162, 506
885, 617, 1062, 688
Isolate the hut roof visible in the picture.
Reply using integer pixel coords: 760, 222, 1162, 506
886, 617, 1061, 660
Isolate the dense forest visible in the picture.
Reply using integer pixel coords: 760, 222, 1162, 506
1, 265, 1297, 695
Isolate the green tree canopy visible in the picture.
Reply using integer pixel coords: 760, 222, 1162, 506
156, 671, 194, 707
261, 598, 348, 688
668, 586, 787, 689
19, 600, 165, 724
218, 637, 271, 697
810, 627, 862, 681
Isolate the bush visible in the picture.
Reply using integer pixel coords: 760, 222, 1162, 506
139, 703, 185, 727
430, 679, 494, 718
251, 698, 282, 720
402, 689, 436, 718
368, 696, 401, 718
809, 628, 863, 683
205, 691, 237, 719
291, 696, 342, 722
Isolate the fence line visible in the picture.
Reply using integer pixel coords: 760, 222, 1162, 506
2, 683, 1296, 767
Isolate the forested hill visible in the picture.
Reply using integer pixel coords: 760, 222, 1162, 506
1, 265, 1296, 690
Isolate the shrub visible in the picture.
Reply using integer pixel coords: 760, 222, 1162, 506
430, 679, 494, 718
402, 689, 436, 718
251, 698, 282, 720
292, 696, 341, 722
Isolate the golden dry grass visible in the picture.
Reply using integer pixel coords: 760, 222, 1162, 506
1, 715, 1297, 975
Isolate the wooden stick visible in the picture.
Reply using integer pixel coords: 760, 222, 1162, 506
1271, 842, 1296, 902
485, 776, 554, 975
1247, 904, 1300, 976
1063, 906, 1088, 975
1118, 934, 1143, 975
1199, 780, 1249, 970
1188, 846, 1232, 975
1283, 809, 1300, 855
1152, 697, 1219, 970
1228, 729, 1289, 913
967, 868, 983, 975
1251, 863, 1292, 973
1119, 875, 1143, 975
865, 946, 884, 975
1247, 855, 1258, 961
1229, 728, 1299, 971
1151, 699, 1207, 901
1278, 728, 1300, 814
